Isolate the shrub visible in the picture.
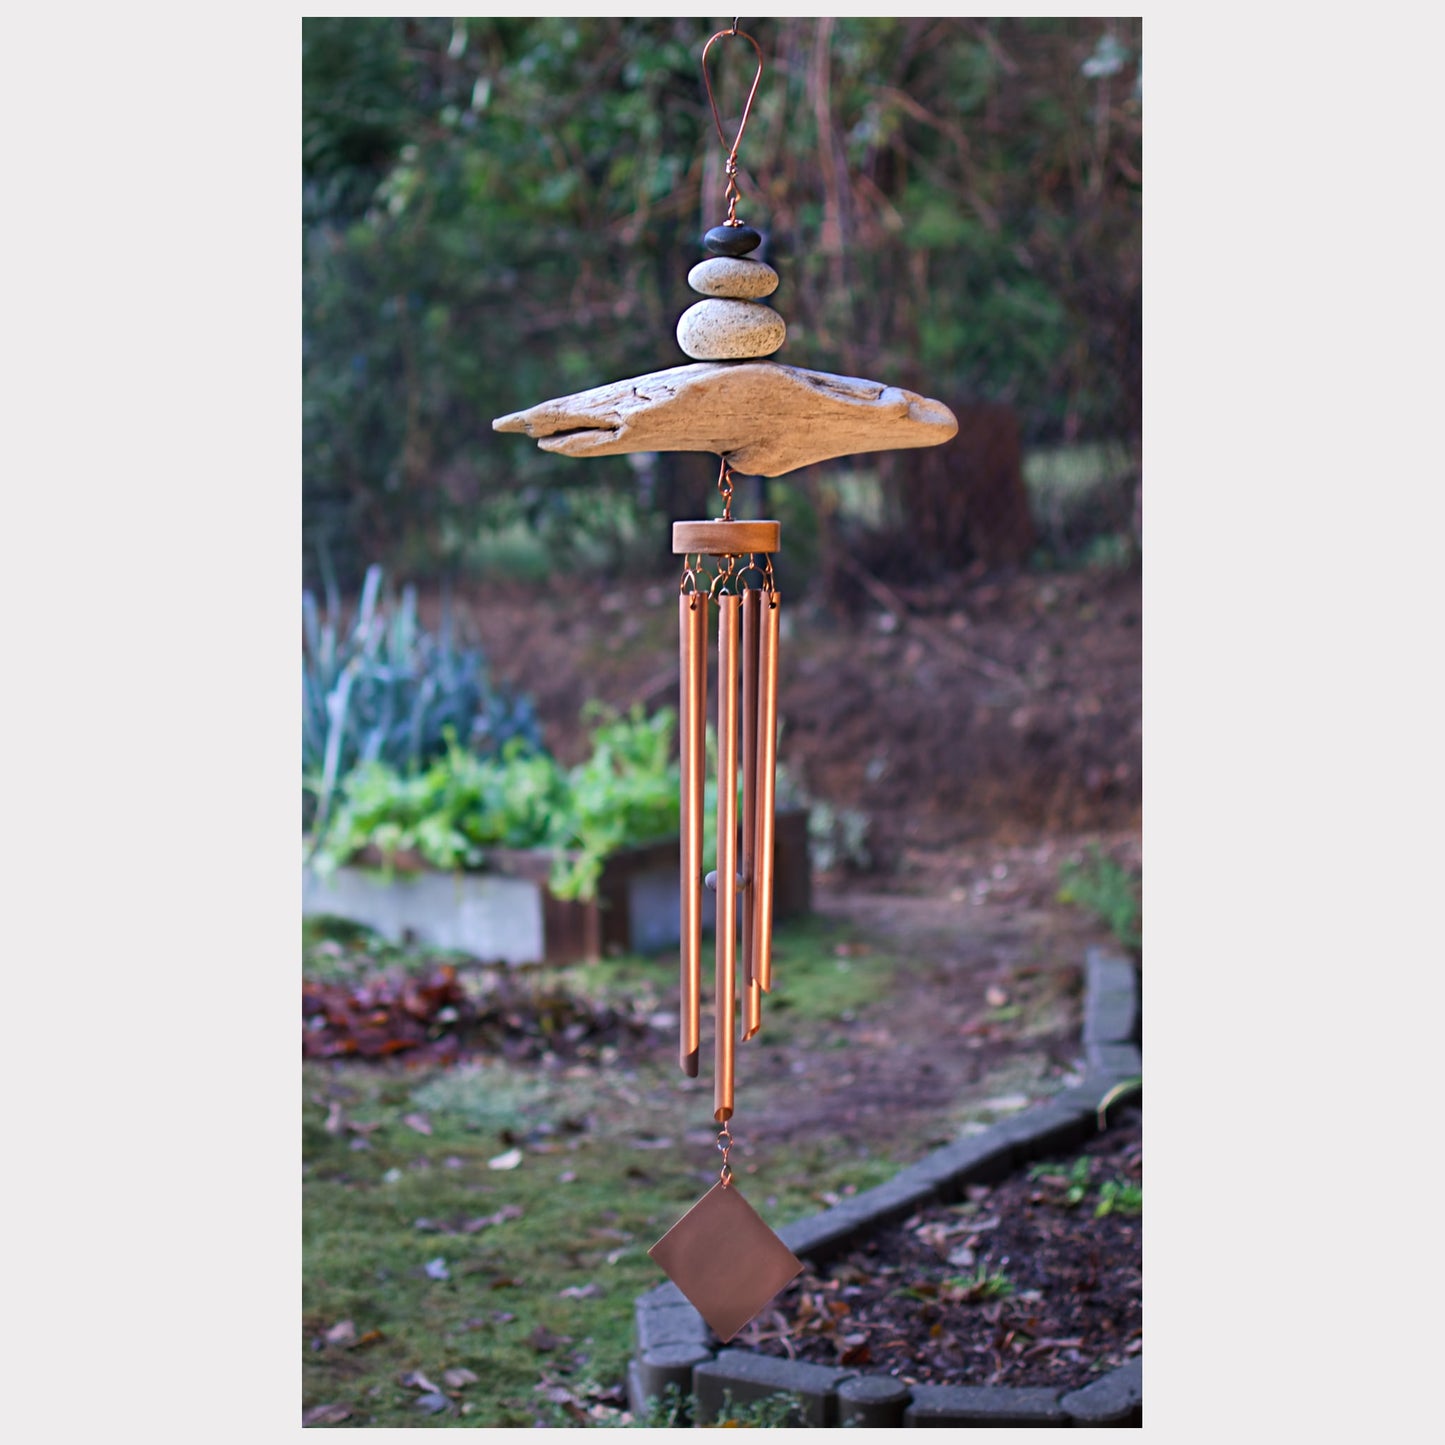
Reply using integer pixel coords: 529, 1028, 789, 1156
1057, 844, 1141, 953
302, 564, 541, 842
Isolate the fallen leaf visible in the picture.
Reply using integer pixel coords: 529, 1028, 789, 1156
488, 1147, 523, 1170
1024, 1337, 1084, 1358
424, 1257, 450, 1281
355, 1330, 385, 1349
947, 1245, 976, 1268
323, 1319, 357, 1347
839, 1341, 872, 1366
558, 1282, 602, 1300
402, 1370, 442, 1393
323, 1101, 345, 1135
402, 1113, 433, 1135
302, 1402, 351, 1427
530, 1325, 570, 1351
462, 1203, 524, 1233
443, 1367, 479, 1389
415, 1393, 450, 1414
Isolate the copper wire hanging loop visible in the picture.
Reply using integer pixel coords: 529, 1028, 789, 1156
701, 24, 763, 225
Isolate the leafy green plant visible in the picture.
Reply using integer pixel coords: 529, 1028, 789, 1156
704, 1390, 803, 1428
1029, 1156, 1092, 1207
311, 706, 717, 902
631, 1383, 688, 1429
942, 1264, 1015, 1303
302, 563, 541, 846
1094, 1178, 1142, 1218
1029, 1157, 1141, 1217
547, 704, 693, 901
1057, 845, 1141, 952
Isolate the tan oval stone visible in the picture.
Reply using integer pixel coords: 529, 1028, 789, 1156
687, 256, 780, 300
676, 299, 786, 361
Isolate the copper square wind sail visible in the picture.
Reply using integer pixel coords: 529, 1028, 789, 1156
492, 21, 956, 1343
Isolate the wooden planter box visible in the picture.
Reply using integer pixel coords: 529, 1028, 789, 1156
302, 809, 811, 966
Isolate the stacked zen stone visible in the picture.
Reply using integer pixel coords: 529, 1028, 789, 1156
676, 224, 785, 362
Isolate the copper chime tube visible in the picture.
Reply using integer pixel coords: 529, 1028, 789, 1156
713, 593, 740, 1122
752, 589, 781, 993
678, 592, 707, 1076
739, 586, 762, 1041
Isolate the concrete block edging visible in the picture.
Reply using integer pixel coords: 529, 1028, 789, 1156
627, 948, 1142, 1427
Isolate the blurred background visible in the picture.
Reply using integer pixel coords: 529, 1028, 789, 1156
301, 20, 1143, 1425
303, 15, 1140, 593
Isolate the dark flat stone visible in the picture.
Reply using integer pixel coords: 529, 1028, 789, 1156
704, 223, 762, 257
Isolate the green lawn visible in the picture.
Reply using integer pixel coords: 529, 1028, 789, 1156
302, 916, 902, 1428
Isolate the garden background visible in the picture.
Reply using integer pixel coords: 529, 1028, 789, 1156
7, 9, 1433, 1441
300, 17, 1148, 1427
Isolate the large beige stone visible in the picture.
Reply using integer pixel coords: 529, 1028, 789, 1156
492, 361, 958, 477
676, 299, 786, 361
687, 256, 780, 300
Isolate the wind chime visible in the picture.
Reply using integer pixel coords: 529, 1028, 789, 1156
493, 21, 957, 1342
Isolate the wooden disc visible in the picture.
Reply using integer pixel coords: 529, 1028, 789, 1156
673, 519, 780, 556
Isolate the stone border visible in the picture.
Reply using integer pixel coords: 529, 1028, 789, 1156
628, 946, 1142, 1427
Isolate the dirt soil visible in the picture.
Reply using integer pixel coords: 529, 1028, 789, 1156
741, 1108, 1142, 1392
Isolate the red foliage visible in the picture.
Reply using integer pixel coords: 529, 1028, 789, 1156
303, 965, 472, 1059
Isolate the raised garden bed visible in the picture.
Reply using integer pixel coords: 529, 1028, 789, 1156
626, 949, 1142, 1427
302, 809, 811, 965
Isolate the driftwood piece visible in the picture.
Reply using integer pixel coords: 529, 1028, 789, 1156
491, 362, 958, 477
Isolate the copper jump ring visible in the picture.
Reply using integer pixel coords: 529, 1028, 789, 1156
717, 1121, 734, 1186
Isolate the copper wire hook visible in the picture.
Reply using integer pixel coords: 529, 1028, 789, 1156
701, 25, 763, 169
